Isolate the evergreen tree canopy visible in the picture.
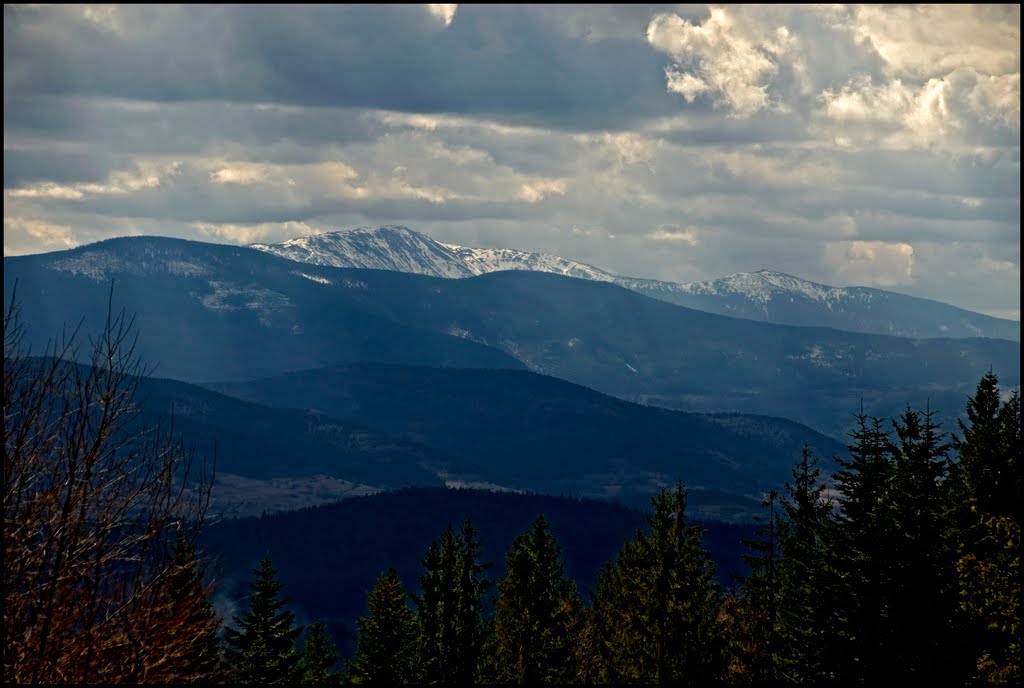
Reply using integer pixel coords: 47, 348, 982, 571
143, 530, 224, 684
734, 491, 780, 685
954, 372, 1022, 684
415, 519, 493, 685
492, 514, 582, 684
776, 446, 836, 685
224, 557, 303, 685
831, 412, 895, 684
955, 371, 1022, 522
590, 482, 726, 685
348, 568, 420, 685
885, 406, 966, 683
299, 622, 341, 686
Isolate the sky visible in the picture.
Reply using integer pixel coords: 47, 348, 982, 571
3, 4, 1020, 320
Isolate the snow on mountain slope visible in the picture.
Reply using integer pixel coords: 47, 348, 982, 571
250, 226, 475, 278
626, 270, 1019, 340
250, 226, 1019, 340
443, 243, 618, 282
252, 225, 620, 282
677, 270, 853, 307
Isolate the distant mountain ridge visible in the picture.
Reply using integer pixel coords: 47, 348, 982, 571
5, 235, 1018, 441
251, 225, 619, 282
211, 361, 847, 520
252, 226, 1020, 341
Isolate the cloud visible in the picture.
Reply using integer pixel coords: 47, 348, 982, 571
700, 148, 840, 188
6, 161, 170, 199
3, 4, 678, 129
517, 178, 566, 203
819, 70, 1020, 151
425, 4, 457, 28
7, 183, 87, 201
647, 7, 791, 116
210, 163, 270, 186
823, 240, 915, 287
643, 4, 1019, 154
647, 226, 700, 245
850, 5, 1019, 80
3, 217, 78, 255
810, 5, 1019, 152
193, 220, 326, 245
77, 4, 127, 35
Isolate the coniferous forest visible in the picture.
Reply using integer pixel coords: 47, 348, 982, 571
211, 372, 1021, 686
5, 290, 1019, 684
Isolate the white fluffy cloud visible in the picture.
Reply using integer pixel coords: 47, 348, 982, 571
850, 5, 1019, 80
3, 217, 79, 255
424, 4, 457, 27
6, 161, 169, 199
645, 4, 1019, 153
647, 226, 700, 245
647, 7, 793, 116
193, 220, 327, 245
824, 240, 915, 287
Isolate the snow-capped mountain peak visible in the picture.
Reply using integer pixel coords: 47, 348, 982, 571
251, 225, 474, 278
250, 225, 1019, 341
251, 225, 619, 282
680, 269, 850, 305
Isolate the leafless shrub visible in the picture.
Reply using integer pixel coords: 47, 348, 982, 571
3, 288, 218, 684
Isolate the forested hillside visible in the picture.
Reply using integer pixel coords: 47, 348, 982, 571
201, 373, 1020, 685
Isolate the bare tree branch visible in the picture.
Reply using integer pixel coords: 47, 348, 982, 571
4, 286, 220, 684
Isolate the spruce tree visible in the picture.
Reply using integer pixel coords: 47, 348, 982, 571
161, 531, 224, 683
734, 491, 780, 685
955, 371, 1022, 522
831, 412, 894, 684
776, 446, 835, 685
299, 622, 341, 686
223, 557, 303, 685
415, 519, 493, 685
492, 514, 583, 684
953, 374, 1022, 683
885, 406, 967, 682
590, 482, 726, 685
130, 530, 224, 683
347, 568, 420, 684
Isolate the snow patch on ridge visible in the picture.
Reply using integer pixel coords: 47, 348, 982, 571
680, 270, 851, 305
48, 251, 126, 281
251, 225, 619, 282
166, 260, 210, 277
293, 271, 332, 285
199, 281, 293, 326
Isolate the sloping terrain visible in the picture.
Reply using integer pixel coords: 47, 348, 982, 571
252, 226, 1019, 340
5, 236, 1018, 440
213, 362, 846, 519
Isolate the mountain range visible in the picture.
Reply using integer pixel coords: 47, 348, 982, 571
4, 236, 1018, 441
253, 226, 1020, 341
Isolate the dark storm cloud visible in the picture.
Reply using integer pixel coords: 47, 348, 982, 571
2, 148, 121, 188
3, 96, 387, 156
4, 4, 683, 130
